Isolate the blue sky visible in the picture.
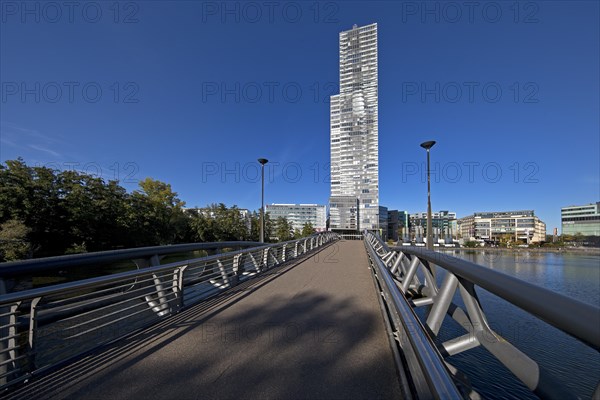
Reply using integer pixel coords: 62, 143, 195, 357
1, 1, 599, 233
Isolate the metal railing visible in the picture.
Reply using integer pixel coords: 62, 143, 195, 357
338, 234, 363, 240
0, 242, 269, 277
363, 233, 466, 399
364, 232, 600, 399
0, 233, 338, 390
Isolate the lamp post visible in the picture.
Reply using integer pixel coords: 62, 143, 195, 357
258, 158, 268, 243
420, 140, 436, 250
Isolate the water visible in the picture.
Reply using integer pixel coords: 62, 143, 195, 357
429, 250, 600, 399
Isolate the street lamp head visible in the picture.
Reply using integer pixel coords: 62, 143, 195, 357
258, 158, 269, 165
420, 140, 436, 150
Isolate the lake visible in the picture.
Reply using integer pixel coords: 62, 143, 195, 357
428, 250, 600, 399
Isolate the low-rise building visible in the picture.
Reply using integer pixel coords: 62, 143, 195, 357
409, 211, 457, 243
265, 204, 327, 232
386, 210, 409, 242
458, 210, 546, 244
561, 202, 600, 236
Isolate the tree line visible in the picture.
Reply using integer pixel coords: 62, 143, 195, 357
0, 159, 315, 262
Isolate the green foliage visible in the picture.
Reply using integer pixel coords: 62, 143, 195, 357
0, 159, 194, 259
65, 242, 88, 254
301, 222, 315, 237
0, 219, 31, 261
189, 204, 250, 242
0, 159, 291, 260
129, 178, 188, 245
498, 234, 513, 248
274, 217, 293, 242
249, 211, 273, 242
463, 241, 479, 248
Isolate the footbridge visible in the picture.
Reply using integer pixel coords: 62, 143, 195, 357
0, 233, 598, 399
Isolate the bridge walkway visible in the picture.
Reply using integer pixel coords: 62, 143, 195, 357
8, 240, 402, 399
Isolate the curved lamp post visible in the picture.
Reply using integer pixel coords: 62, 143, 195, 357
420, 141, 436, 250
258, 158, 269, 243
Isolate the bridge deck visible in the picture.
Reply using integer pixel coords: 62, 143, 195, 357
10, 240, 402, 399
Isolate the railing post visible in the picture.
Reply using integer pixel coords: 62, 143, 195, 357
282, 244, 286, 262
383, 251, 395, 266
390, 252, 404, 275
231, 254, 242, 286
420, 259, 439, 298
217, 259, 230, 288
173, 266, 187, 311
263, 248, 269, 270
249, 252, 261, 273
0, 301, 20, 385
28, 297, 41, 370
148, 274, 170, 317
426, 273, 458, 334
401, 257, 421, 292
142, 255, 170, 317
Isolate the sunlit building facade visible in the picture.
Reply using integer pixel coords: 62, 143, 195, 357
458, 210, 546, 244
329, 23, 379, 232
409, 211, 457, 242
265, 204, 327, 232
561, 202, 600, 236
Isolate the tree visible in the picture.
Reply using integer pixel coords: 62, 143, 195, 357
301, 222, 315, 237
0, 219, 31, 261
129, 178, 188, 245
293, 228, 302, 239
275, 217, 293, 242
498, 233, 512, 248
0, 159, 284, 258
189, 204, 251, 243
0, 159, 66, 257
188, 208, 214, 242
58, 170, 130, 252
249, 211, 273, 242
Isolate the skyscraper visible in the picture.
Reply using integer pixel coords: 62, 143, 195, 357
329, 23, 379, 232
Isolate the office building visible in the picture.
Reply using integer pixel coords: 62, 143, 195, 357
561, 202, 600, 236
457, 210, 546, 244
409, 211, 457, 243
378, 206, 388, 240
265, 204, 327, 232
329, 23, 379, 232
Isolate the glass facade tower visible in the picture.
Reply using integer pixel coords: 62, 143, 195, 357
329, 23, 379, 232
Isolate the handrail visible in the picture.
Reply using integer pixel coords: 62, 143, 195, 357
364, 232, 600, 399
390, 245, 600, 349
364, 235, 464, 399
0, 241, 264, 277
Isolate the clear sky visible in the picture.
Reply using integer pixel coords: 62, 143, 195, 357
1, 1, 599, 233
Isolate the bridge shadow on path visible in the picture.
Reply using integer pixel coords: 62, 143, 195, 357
6, 242, 401, 400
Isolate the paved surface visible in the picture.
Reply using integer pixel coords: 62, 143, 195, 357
10, 241, 402, 399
